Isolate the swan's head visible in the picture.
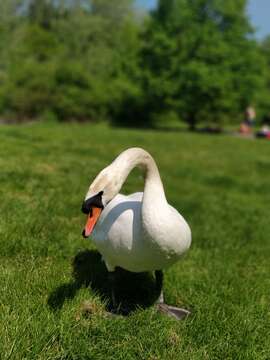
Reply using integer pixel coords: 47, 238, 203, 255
81, 165, 121, 238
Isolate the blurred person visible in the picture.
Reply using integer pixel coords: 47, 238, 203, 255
256, 113, 270, 139
239, 122, 253, 135
244, 105, 256, 127
239, 105, 256, 135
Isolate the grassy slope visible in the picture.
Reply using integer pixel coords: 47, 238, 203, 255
0, 122, 269, 359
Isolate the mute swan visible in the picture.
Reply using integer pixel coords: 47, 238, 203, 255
81, 148, 191, 319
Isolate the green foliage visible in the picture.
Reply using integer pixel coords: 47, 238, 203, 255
140, 0, 267, 128
0, 0, 141, 122
0, 122, 270, 358
0, 0, 269, 126
258, 36, 270, 120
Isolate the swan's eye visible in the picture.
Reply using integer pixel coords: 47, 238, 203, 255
81, 191, 104, 214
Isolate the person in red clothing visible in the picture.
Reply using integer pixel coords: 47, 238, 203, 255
239, 106, 256, 135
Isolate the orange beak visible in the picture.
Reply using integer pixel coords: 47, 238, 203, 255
83, 206, 102, 238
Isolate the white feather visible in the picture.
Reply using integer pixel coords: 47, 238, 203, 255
85, 148, 191, 273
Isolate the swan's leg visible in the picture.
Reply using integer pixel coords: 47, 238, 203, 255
155, 270, 164, 304
108, 271, 117, 310
104, 261, 120, 312
107, 270, 129, 316
158, 291, 164, 304
155, 270, 190, 320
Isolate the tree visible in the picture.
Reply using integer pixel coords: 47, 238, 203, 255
28, 0, 56, 28
259, 36, 270, 120
141, 0, 266, 129
0, 0, 141, 122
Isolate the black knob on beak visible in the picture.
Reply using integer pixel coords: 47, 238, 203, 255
82, 229, 87, 238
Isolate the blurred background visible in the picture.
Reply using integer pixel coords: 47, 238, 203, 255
0, 0, 269, 131
1, 3, 270, 358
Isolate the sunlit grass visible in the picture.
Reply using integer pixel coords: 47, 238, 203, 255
0, 122, 269, 359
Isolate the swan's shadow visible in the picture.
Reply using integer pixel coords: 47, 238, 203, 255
48, 249, 159, 315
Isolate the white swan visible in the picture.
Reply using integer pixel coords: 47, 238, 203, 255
81, 147, 191, 319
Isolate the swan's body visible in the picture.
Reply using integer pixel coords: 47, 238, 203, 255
83, 147, 191, 273
81, 148, 191, 318
92, 192, 191, 273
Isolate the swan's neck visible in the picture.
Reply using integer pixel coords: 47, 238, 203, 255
112, 148, 167, 210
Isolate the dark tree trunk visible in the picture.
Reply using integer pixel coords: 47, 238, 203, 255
188, 113, 197, 131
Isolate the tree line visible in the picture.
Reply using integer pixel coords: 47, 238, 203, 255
0, 0, 269, 129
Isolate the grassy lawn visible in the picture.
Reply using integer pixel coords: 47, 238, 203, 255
0, 122, 269, 359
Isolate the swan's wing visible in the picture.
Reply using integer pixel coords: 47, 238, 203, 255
91, 193, 144, 268
92, 192, 143, 243
122, 192, 143, 201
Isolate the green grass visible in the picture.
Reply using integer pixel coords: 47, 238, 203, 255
0, 122, 269, 359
